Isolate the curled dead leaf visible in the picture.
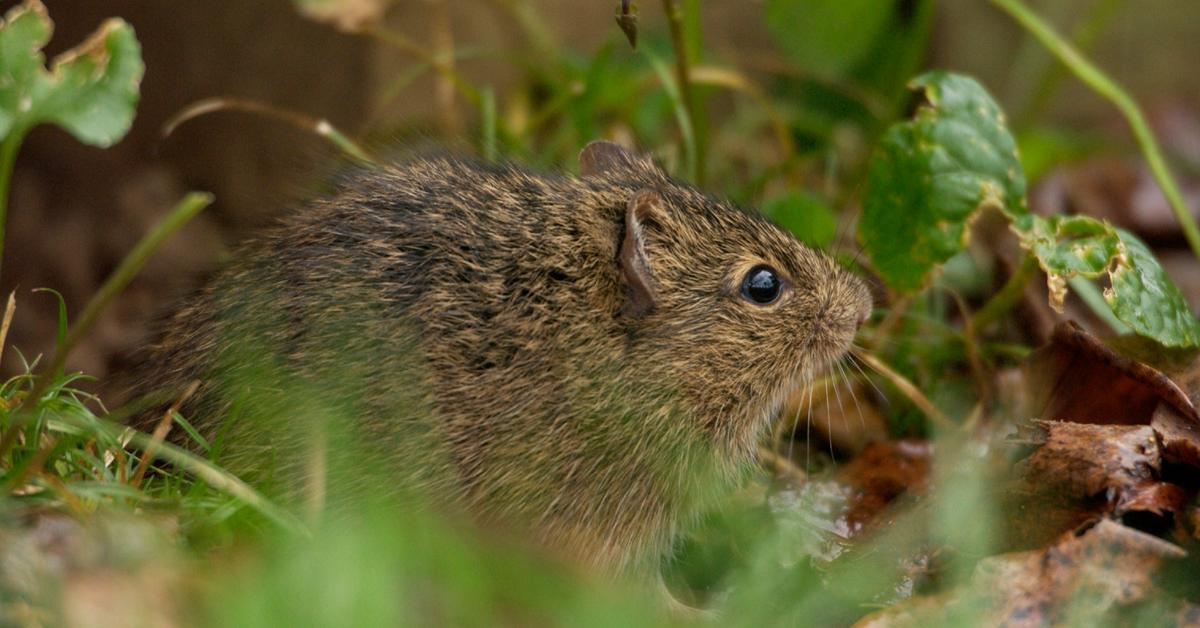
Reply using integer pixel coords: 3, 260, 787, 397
856, 519, 1186, 627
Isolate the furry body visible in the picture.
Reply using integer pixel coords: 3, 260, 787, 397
140, 144, 871, 573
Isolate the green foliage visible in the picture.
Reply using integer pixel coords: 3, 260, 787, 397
860, 71, 1200, 347
0, 0, 143, 147
860, 72, 1026, 293
761, 191, 837, 249
5, 0, 1200, 623
0, 0, 144, 284
763, 0, 890, 77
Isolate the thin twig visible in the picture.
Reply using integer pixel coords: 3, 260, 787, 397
365, 28, 482, 107
758, 446, 807, 485
1015, 0, 1127, 128
689, 65, 795, 161
0, 291, 15, 369
164, 98, 375, 164
128, 380, 200, 489
430, 0, 464, 135
950, 290, 993, 412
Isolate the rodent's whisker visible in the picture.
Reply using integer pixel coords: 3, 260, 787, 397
804, 379, 815, 474
836, 359, 866, 431
822, 375, 836, 463
785, 386, 801, 469
848, 352, 889, 404
828, 362, 847, 452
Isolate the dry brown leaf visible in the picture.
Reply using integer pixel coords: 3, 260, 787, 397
856, 519, 1187, 627
294, 0, 390, 33
1026, 321, 1199, 427
1015, 421, 1160, 502
836, 440, 931, 537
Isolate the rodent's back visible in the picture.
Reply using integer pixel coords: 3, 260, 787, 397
138, 145, 872, 573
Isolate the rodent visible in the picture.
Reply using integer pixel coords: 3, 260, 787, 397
136, 141, 872, 575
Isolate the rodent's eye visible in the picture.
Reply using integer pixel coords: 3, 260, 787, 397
740, 265, 782, 305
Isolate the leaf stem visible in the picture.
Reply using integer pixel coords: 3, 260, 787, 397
971, 253, 1038, 331
0, 132, 24, 283
1014, 0, 1127, 128
991, 0, 1200, 261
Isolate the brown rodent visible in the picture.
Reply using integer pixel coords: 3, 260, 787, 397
137, 141, 871, 575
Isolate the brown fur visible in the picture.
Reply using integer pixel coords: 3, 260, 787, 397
136, 142, 871, 575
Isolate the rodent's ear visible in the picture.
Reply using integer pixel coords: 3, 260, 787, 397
619, 190, 664, 318
580, 140, 639, 177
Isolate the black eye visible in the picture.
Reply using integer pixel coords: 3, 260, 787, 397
740, 265, 782, 305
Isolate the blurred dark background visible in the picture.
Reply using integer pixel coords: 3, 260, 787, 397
4, 0, 1200, 404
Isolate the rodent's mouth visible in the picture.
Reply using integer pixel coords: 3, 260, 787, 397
762, 331, 859, 431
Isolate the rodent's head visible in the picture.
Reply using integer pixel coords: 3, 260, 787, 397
581, 142, 872, 456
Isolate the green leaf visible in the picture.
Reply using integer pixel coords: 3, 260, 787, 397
0, 0, 143, 147
1103, 228, 1200, 347
763, 0, 891, 77
859, 70, 1200, 347
1021, 216, 1200, 346
1022, 213, 1200, 345
761, 191, 837, 249
859, 71, 1027, 292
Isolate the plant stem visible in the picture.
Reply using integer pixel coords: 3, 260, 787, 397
430, 0, 464, 136
991, 0, 1200, 261
366, 28, 482, 107
854, 349, 956, 432
7, 192, 212, 430
971, 253, 1038, 331
481, 87, 497, 161
1015, 0, 1127, 128
165, 99, 375, 165
0, 192, 213, 465
660, 0, 704, 183
0, 132, 23, 283
647, 52, 696, 181
1068, 275, 1130, 334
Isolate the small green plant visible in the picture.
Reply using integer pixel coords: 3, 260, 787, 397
858, 71, 1200, 348
0, 0, 143, 280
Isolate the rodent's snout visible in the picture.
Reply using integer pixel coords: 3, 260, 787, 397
837, 274, 873, 335
855, 307, 870, 330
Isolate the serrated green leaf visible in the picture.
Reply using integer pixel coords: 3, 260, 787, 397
763, 0, 891, 77
1018, 215, 1199, 347
1106, 229, 1200, 347
761, 191, 836, 249
0, 0, 143, 147
1023, 215, 1120, 278
858, 70, 1200, 347
859, 71, 1027, 292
